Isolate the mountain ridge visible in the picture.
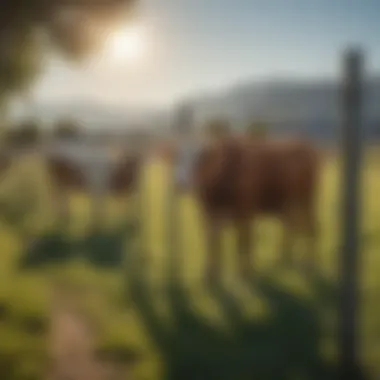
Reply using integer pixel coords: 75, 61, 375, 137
13, 75, 380, 141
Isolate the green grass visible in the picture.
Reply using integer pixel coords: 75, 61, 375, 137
0, 150, 379, 379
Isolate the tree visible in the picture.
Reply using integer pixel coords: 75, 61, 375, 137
0, 0, 137, 106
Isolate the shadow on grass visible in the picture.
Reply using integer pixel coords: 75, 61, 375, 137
17, 222, 339, 380
17, 219, 137, 270
125, 252, 338, 380
18, 231, 74, 269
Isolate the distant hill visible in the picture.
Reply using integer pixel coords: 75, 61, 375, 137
189, 76, 380, 142
12, 76, 380, 143
11, 98, 171, 134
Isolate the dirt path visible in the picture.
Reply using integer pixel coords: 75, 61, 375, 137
47, 285, 107, 380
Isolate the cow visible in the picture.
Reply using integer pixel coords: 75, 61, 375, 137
45, 135, 143, 231
161, 133, 320, 281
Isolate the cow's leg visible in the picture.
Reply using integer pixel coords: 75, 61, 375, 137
89, 188, 107, 233
300, 205, 318, 273
205, 217, 223, 284
279, 207, 297, 267
53, 186, 70, 231
129, 182, 142, 232
237, 218, 252, 279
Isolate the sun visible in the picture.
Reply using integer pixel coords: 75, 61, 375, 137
106, 24, 146, 64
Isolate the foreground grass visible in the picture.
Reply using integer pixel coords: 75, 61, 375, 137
0, 150, 379, 379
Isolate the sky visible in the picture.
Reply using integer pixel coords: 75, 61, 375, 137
32, 0, 380, 108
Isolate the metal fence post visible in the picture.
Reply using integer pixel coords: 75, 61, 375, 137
339, 47, 366, 379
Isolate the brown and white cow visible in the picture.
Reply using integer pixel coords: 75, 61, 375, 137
162, 134, 320, 280
45, 136, 143, 231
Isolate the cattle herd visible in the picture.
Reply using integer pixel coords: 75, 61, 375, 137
0, 129, 320, 280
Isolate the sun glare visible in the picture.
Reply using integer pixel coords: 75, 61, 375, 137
106, 24, 146, 64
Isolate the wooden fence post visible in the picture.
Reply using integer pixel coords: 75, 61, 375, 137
167, 101, 194, 281
339, 47, 366, 378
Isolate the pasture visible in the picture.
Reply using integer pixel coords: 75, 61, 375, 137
0, 147, 380, 379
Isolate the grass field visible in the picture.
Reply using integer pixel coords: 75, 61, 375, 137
0, 148, 379, 379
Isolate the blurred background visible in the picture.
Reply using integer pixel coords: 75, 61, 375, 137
0, 0, 378, 379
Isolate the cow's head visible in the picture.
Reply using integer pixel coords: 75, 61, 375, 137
174, 140, 205, 191
154, 138, 200, 191
158, 138, 229, 193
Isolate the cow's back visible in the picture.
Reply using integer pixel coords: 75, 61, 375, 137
243, 138, 319, 215
194, 137, 319, 218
